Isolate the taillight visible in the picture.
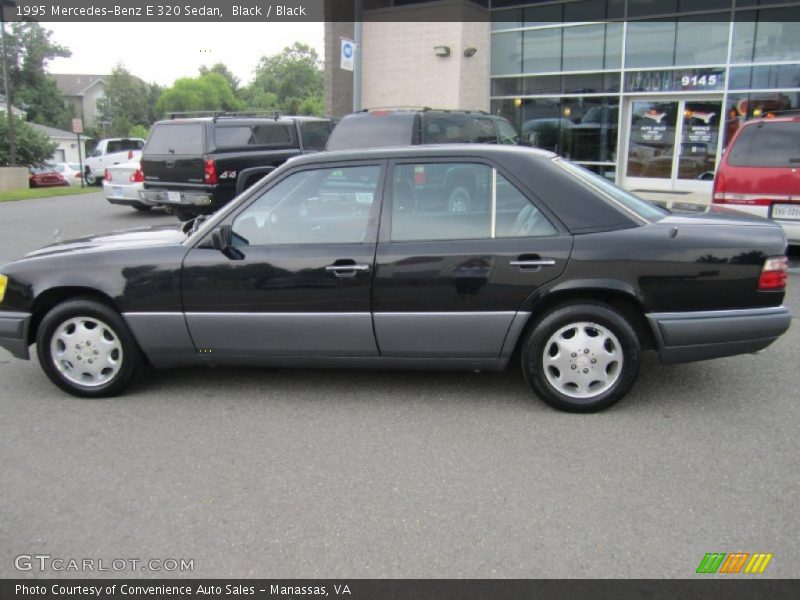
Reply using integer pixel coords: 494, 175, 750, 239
128, 150, 134, 160
130, 169, 144, 183
758, 256, 788, 290
203, 158, 218, 184
104, 169, 111, 181
712, 172, 724, 204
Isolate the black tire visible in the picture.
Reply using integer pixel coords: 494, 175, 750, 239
35, 298, 142, 398
521, 302, 640, 412
84, 169, 99, 186
133, 204, 152, 212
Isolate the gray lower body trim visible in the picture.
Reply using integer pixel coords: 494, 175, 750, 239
646, 306, 792, 364
374, 311, 521, 358
185, 312, 379, 357
123, 312, 196, 369
0, 311, 31, 360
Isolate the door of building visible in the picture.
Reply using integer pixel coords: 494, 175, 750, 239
622, 97, 723, 192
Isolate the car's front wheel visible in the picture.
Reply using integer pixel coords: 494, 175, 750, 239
36, 299, 143, 398
521, 302, 640, 412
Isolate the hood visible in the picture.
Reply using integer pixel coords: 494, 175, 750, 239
659, 205, 780, 227
24, 225, 187, 259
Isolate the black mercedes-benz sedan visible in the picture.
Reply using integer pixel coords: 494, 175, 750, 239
0, 146, 791, 411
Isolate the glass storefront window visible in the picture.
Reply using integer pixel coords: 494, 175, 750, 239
491, 9, 522, 31
733, 8, 800, 63
491, 31, 522, 76
562, 23, 623, 71
523, 28, 562, 73
723, 92, 800, 148
674, 19, 729, 66
625, 20, 677, 68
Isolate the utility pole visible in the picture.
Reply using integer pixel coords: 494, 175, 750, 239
1, 1, 16, 165
353, 0, 362, 113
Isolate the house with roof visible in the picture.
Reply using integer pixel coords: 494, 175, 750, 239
51, 74, 107, 127
28, 122, 89, 164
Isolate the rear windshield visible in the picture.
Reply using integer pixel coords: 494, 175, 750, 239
554, 159, 667, 222
107, 139, 144, 153
300, 120, 334, 150
213, 122, 296, 149
728, 121, 800, 167
145, 124, 204, 155
327, 113, 416, 151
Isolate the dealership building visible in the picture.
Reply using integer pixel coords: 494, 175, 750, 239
325, 0, 800, 193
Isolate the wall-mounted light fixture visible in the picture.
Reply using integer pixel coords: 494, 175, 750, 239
434, 46, 450, 57
514, 98, 522, 108
463, 47, 478, 58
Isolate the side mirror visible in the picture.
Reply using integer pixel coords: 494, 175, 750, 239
211, 224, 232, 252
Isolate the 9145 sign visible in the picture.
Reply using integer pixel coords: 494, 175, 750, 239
626, 69, 725, 93
680, 73, 719, 89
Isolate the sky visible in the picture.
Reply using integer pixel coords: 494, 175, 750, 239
44, 22, 325, 87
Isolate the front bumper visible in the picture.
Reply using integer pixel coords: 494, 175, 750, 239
647, 306, 791, 364
0, 311, 32, 360
139, 189, 213, 207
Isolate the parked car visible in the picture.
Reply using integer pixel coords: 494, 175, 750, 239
326, 108, 520, 151
139, 114, 335, 221
50, 162, 83, 186
28, 166, 68, 188
713, 116, 800, 245
84, 138, 145, 186
0, 146, 790, 411
102, 160, 149, 212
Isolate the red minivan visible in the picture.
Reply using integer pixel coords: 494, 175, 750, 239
713, 116, 800, 245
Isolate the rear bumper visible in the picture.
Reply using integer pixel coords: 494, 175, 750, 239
140, 189, 213, 207
647, 306, 791, 364
0, 311, 31, 360
104, 182, 147, 207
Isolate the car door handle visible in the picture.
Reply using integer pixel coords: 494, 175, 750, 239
510, 258, 556, 267
325, 262, 370, 278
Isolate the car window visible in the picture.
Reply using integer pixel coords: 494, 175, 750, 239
497, 120, 520, 145
727, 121, 800, 168
106, 141, 122, 154
231, 165, 380, 246
391, 162, 556, 241
300, 121, 334, 151
470, 118, 498, 144
422, 114, 468, 144
145, 124, 204, 155
326, 113, 416, 151
214, 123, 296, 149
68, 163, 80, 171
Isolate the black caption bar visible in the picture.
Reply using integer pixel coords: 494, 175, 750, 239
2, 579, 799, 600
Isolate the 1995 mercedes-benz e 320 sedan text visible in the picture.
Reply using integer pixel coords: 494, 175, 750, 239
0, 146, 791, 411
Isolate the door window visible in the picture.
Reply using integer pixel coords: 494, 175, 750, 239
231, 165, 380, 246
390, 162, 556, 241
626, 100, 678, 179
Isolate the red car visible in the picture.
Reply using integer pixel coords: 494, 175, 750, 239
28, 166, 68, 188
713, 116, 800, 245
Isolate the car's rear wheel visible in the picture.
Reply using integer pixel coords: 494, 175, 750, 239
173, 207, 196, 222
133, 204, 152, 212
84, 169, 98, 186
36, 299, 142, 398
522, 302, 640, 412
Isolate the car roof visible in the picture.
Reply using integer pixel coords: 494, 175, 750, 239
156, 115, 328, 125
289, 143, 556, 165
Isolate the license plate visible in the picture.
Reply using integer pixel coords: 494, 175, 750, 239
113, 186, 122, 197
165, 191, 182, 204
772, 203, 800, 221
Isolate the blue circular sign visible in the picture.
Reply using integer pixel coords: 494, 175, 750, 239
343, 42, 353, 59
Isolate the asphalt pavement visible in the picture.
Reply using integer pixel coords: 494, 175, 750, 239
0, 191, 798, 578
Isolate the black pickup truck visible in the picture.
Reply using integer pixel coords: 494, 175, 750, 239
139, 114, 335, 220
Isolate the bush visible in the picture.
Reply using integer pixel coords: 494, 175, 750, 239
0, 116, 58, 167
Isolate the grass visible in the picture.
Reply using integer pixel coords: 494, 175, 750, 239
0, 186, 99, 203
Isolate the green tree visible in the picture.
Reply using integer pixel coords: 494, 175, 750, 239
154, 72, 245, 115
244, 42, 323, 115
0, 116, 58, 166
128, 124, 149, 140
95, 64, 150, 138
199, 63, 240, 93
6, 23, 72, 128
147, 82, 165, 123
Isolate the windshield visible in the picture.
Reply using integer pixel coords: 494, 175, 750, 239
554, 158, 667, 222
